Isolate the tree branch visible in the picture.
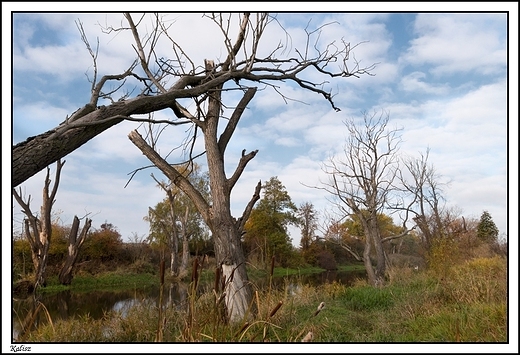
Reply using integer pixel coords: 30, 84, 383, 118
236, 180, 262, 233
380, 227, 415, 243
48, 159, 65, 205
128, 130, 211, 225
227, 149, 259, 192
218, 87, 256, 154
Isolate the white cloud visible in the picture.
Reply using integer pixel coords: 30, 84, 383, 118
14, 39, 93, 79
403, 13, 507, 75
400, 71, 449, 95
12, 101, 73, 142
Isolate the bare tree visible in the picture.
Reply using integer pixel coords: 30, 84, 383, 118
12, 14, 375, 188
400, 149, 450, 250
149, 169, 206, 279
126, 13, 374, 321
321, 111, 405, 286
13, 160, 64, 289
14, 13, 374, 322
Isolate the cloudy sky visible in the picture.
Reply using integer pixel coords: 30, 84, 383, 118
6, 5, 516, 252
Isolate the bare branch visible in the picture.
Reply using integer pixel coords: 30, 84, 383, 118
48, 159, 65, 205
227, 149, 259, 192
124, 13, 167, 94
218, 87, 256, 154
128, 130, 211, 224
15, 13, 376, 194
236, 180, 262, 233
76, 19, 99, 95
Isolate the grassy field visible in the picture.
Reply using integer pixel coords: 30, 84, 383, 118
16, 256, 507, 343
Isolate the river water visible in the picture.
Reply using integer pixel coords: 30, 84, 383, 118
12, 269, 366, 341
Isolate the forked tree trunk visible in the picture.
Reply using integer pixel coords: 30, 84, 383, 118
59, 216, 92, 285
13, 160, 64, 289
128, 60, 261, 322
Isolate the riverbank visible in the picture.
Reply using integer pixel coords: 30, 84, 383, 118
20, 263, 365, 295
15, 256, 506, 342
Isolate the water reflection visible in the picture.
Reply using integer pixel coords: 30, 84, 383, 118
12, 270, 365, 341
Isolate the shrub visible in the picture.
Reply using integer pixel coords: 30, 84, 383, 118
427, 237, 461, 277
442, 256, 506, 304
316, 250, 337, 270
81, 228, 123, 263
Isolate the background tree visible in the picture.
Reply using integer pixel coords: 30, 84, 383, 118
477, 211, 499, 244
14, 12, 374, 322
322, 218, 364, 263
321, 211, 410, 265
321, 111, 405, 286
397, 150, 480, 272
297, 202, 318, 252
400, 149, 450, 251
12, 160, 64, 288
243, 177, 298, 268
146, 164, 209, 278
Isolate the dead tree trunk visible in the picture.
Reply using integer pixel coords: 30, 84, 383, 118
58, 216, 92, 285
13, 160, 64, 289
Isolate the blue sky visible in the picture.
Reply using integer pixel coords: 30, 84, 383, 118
6, 7, 516, 249
3, 3, 518, 353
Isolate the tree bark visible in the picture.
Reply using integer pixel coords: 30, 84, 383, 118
59, 216, 92, 285
369, 213, 386, 284
179, 206, 190, 279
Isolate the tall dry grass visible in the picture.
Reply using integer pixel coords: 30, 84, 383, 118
18, 255, 507, 342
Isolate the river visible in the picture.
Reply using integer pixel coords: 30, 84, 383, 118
12, 269, 366, 341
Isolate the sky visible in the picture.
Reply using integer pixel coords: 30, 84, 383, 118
3, 3, 518, 353
7, 6, 516, 247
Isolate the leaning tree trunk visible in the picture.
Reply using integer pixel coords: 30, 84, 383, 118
59, 216, 92, 285
12, 74, 233, 188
